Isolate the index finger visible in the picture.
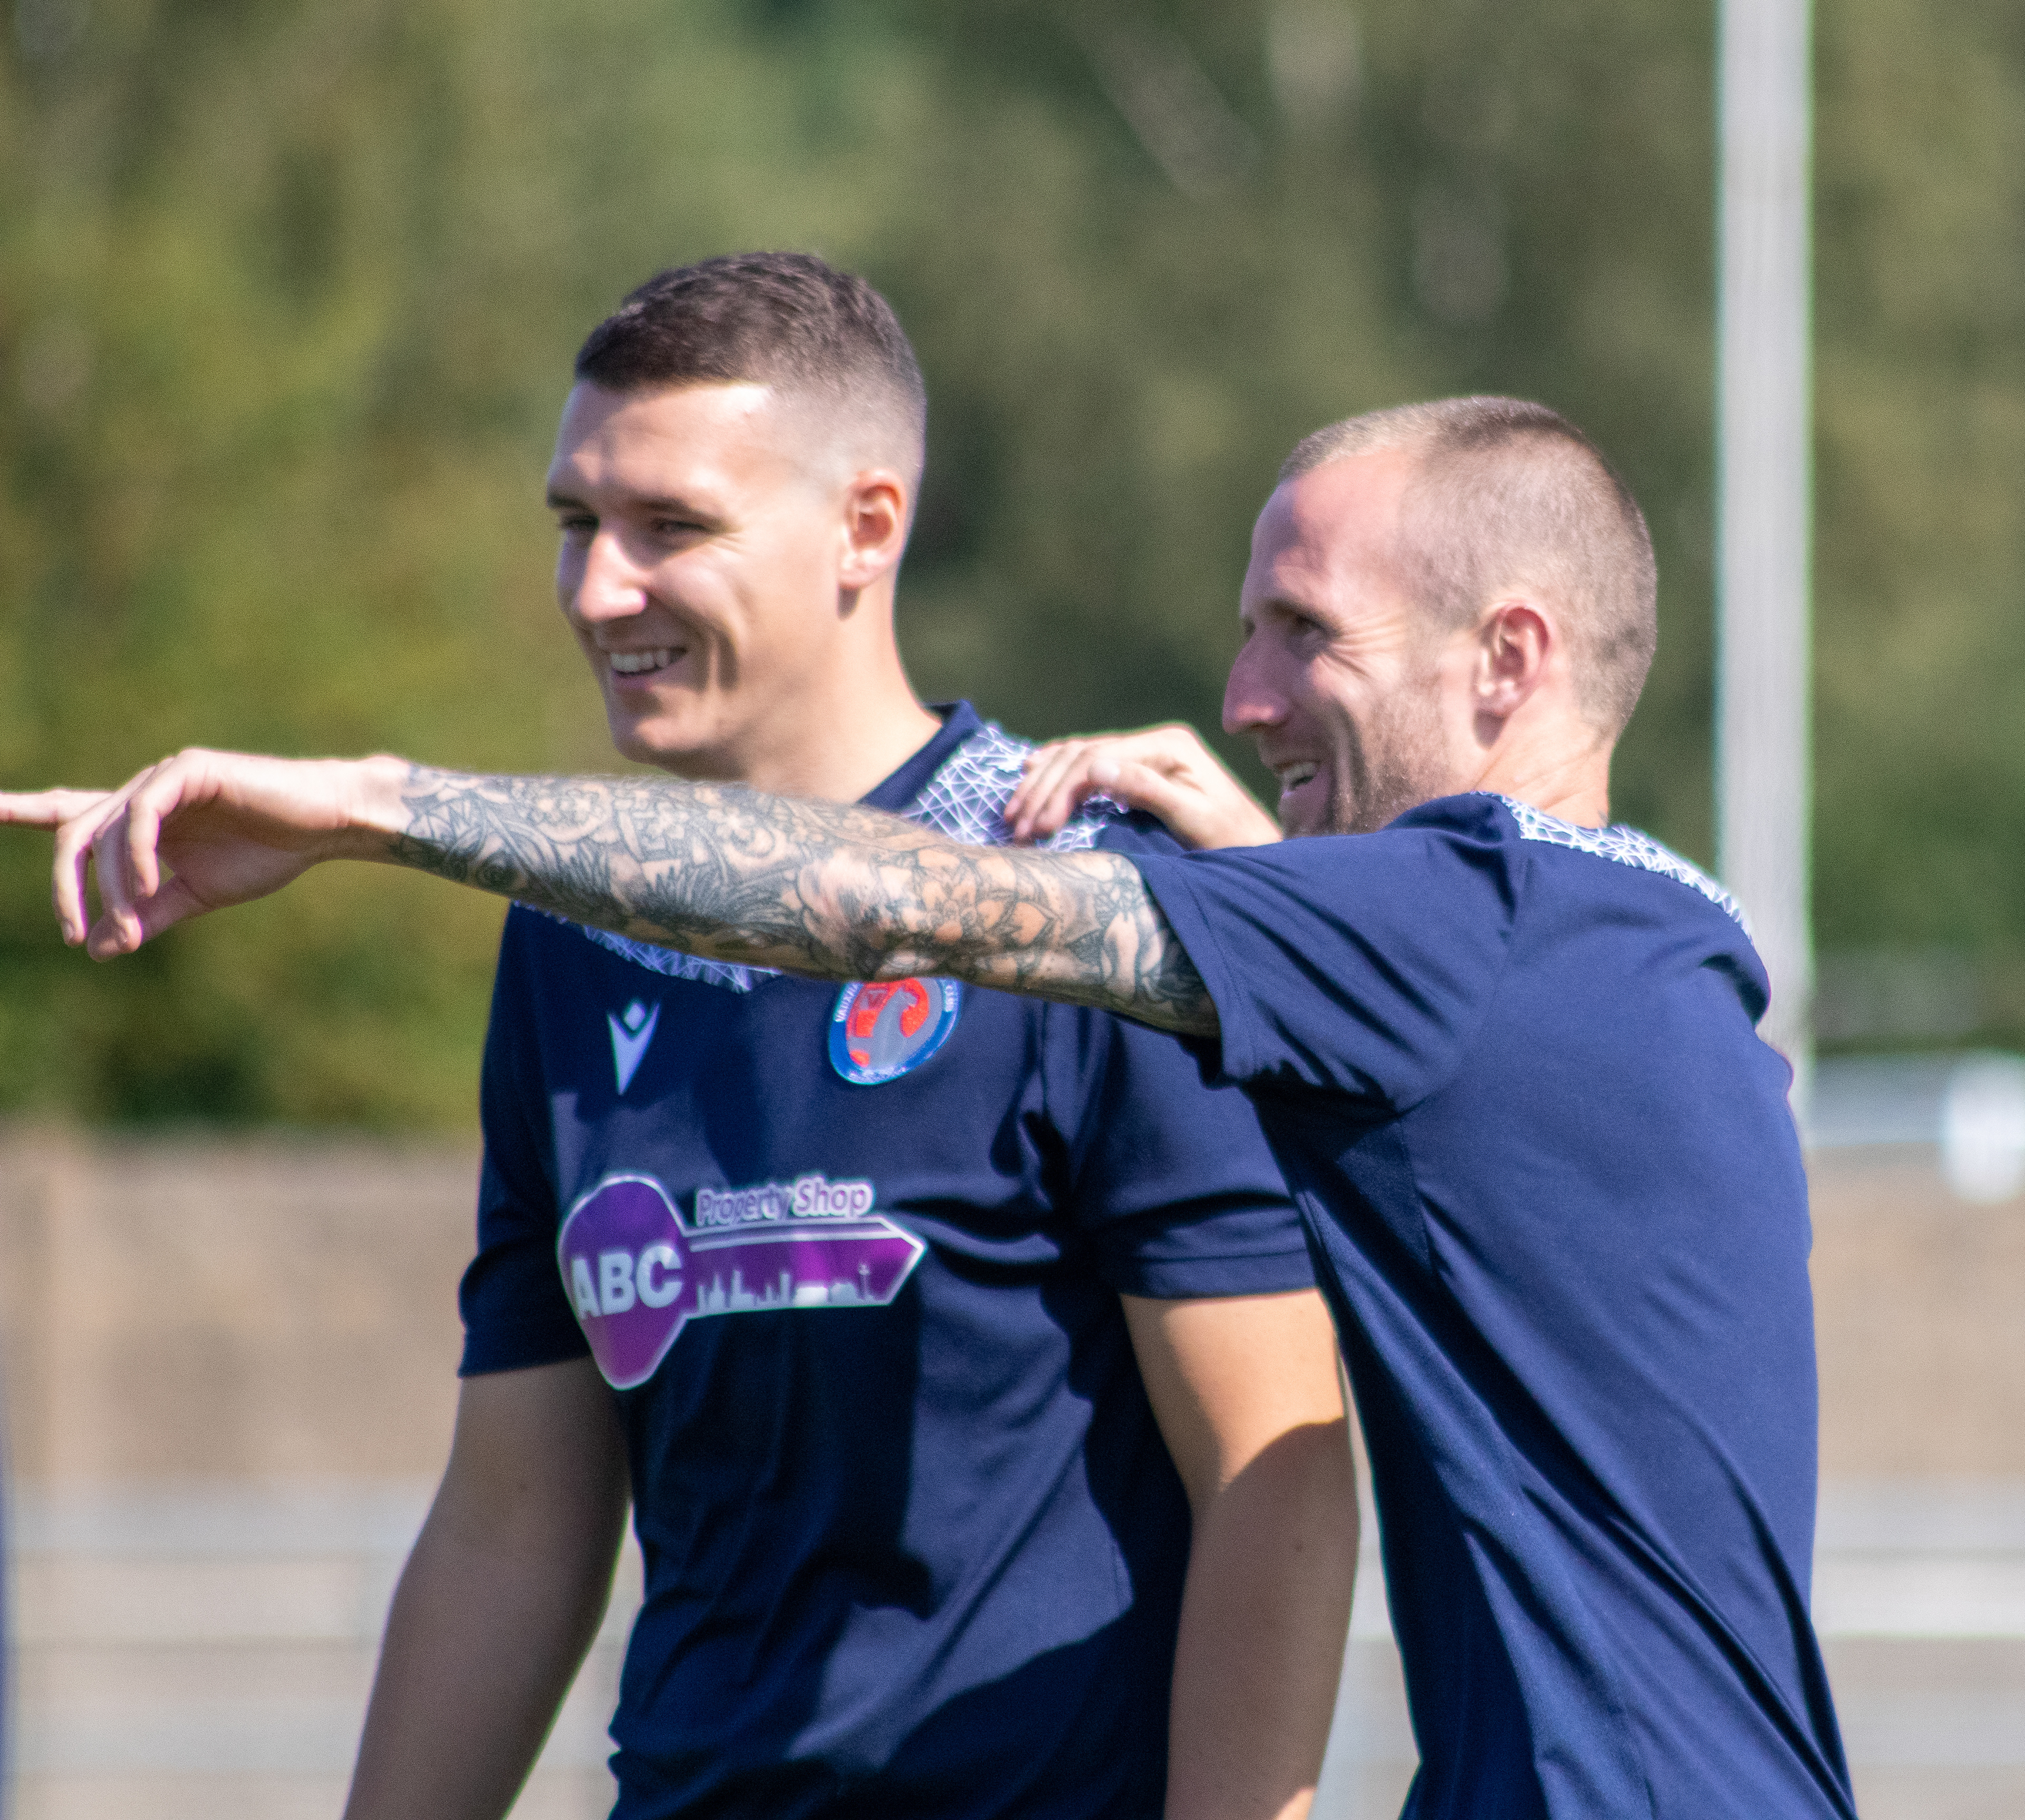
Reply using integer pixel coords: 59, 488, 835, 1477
0, 788, 114, 829
1009, 740, 1118, 842
1005, 740, 1084, 834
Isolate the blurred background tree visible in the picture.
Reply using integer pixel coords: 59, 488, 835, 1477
1, 0, 2019, 1127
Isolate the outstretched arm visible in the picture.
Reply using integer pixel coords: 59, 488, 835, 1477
0, 749, 1217, 1037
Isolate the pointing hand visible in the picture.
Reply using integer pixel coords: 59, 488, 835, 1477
0, 750, 398, 958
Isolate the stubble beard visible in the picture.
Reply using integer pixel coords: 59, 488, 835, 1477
1321, 682, 1453, 837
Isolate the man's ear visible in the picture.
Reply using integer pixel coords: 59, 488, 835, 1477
838, 470, 910, 592
1474, 601, 1552, 723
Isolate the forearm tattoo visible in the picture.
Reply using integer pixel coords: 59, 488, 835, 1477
385, 768, 1217, 1036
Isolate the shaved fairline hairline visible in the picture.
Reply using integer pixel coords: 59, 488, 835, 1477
574, 251, 929, 516
1280, 398, 1660, 735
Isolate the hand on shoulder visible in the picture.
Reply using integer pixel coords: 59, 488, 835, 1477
1005, 724, 1282, 851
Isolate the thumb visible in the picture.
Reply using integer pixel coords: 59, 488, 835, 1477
84, 874, 211, 960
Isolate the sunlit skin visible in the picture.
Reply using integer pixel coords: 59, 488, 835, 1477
1226, 448, 1613, 836
546, 381, 938, 800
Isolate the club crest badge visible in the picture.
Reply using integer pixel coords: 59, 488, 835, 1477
557, 1171, 927, 1390
828, 979, 961, 1085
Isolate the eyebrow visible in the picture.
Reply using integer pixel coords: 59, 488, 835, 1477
545, 490, 717, 519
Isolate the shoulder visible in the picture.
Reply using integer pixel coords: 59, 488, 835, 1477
499, 901, 570, 971
1218, 793, 1742, 931
1132, 803, 1522, 1104
905, 718, 1130, 852
1152, 794, 1521, 899
1091, 810, 1186, 858
1479, 795, 1748, 930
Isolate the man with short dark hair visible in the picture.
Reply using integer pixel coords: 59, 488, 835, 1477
7, 395, 1858, 1816
1, 254, 1360, 1820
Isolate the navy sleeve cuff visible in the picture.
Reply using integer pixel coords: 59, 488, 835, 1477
458, 1309, 592, 1378
1135, 853, 1257, 1086
1101, 1240, 1317, 1299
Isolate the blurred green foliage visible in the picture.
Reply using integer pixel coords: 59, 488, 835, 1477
2, 0, 2021, 1127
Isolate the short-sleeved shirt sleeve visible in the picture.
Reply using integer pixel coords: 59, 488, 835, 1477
458, 925, 587, 1375
1050, 817, 1314, 1298
1135, 795, 1521, 1110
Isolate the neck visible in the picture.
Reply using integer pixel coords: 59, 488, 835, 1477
1466, 732, 1614, 829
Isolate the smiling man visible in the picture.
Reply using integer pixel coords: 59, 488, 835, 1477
0, 255, 1359, 1820
6, 398, 1857, 1818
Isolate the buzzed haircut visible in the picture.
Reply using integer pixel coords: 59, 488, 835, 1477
1282, 398, 1658, 734
575, 252, 928, 490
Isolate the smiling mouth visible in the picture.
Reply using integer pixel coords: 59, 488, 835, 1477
608, 648, 677, 678
1274, 761, 1321, 798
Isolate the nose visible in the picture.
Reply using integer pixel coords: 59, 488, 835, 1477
1222, 639, 1287, 737
561, 527, 649, 629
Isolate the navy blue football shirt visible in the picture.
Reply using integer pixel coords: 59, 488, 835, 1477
461, 704, 1313, 1820
1139, 794, 1854, 1820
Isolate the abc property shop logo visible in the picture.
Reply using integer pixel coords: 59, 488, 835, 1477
557, 1172, 927, 1389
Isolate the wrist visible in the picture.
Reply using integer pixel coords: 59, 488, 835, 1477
333, 755, 425, 860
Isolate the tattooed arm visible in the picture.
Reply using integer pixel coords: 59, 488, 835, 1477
0, 750, 1216, 1037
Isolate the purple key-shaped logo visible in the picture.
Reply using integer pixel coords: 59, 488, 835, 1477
557, 1172, 927, 1390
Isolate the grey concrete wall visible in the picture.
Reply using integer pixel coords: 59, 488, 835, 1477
3, 1128, 2023, 1817
0, 1131, 475, 1486
1810, 1149, 2025, 1479
8, 1132, 2021, 1488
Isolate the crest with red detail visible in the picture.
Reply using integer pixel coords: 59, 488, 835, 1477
828, 979, 962, 1085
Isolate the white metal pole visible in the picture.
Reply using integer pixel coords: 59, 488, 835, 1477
1717, 0, 1814, 1111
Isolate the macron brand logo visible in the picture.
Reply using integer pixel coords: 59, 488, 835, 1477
607, 999, 660, 1094
556, 1172, 927, 1390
